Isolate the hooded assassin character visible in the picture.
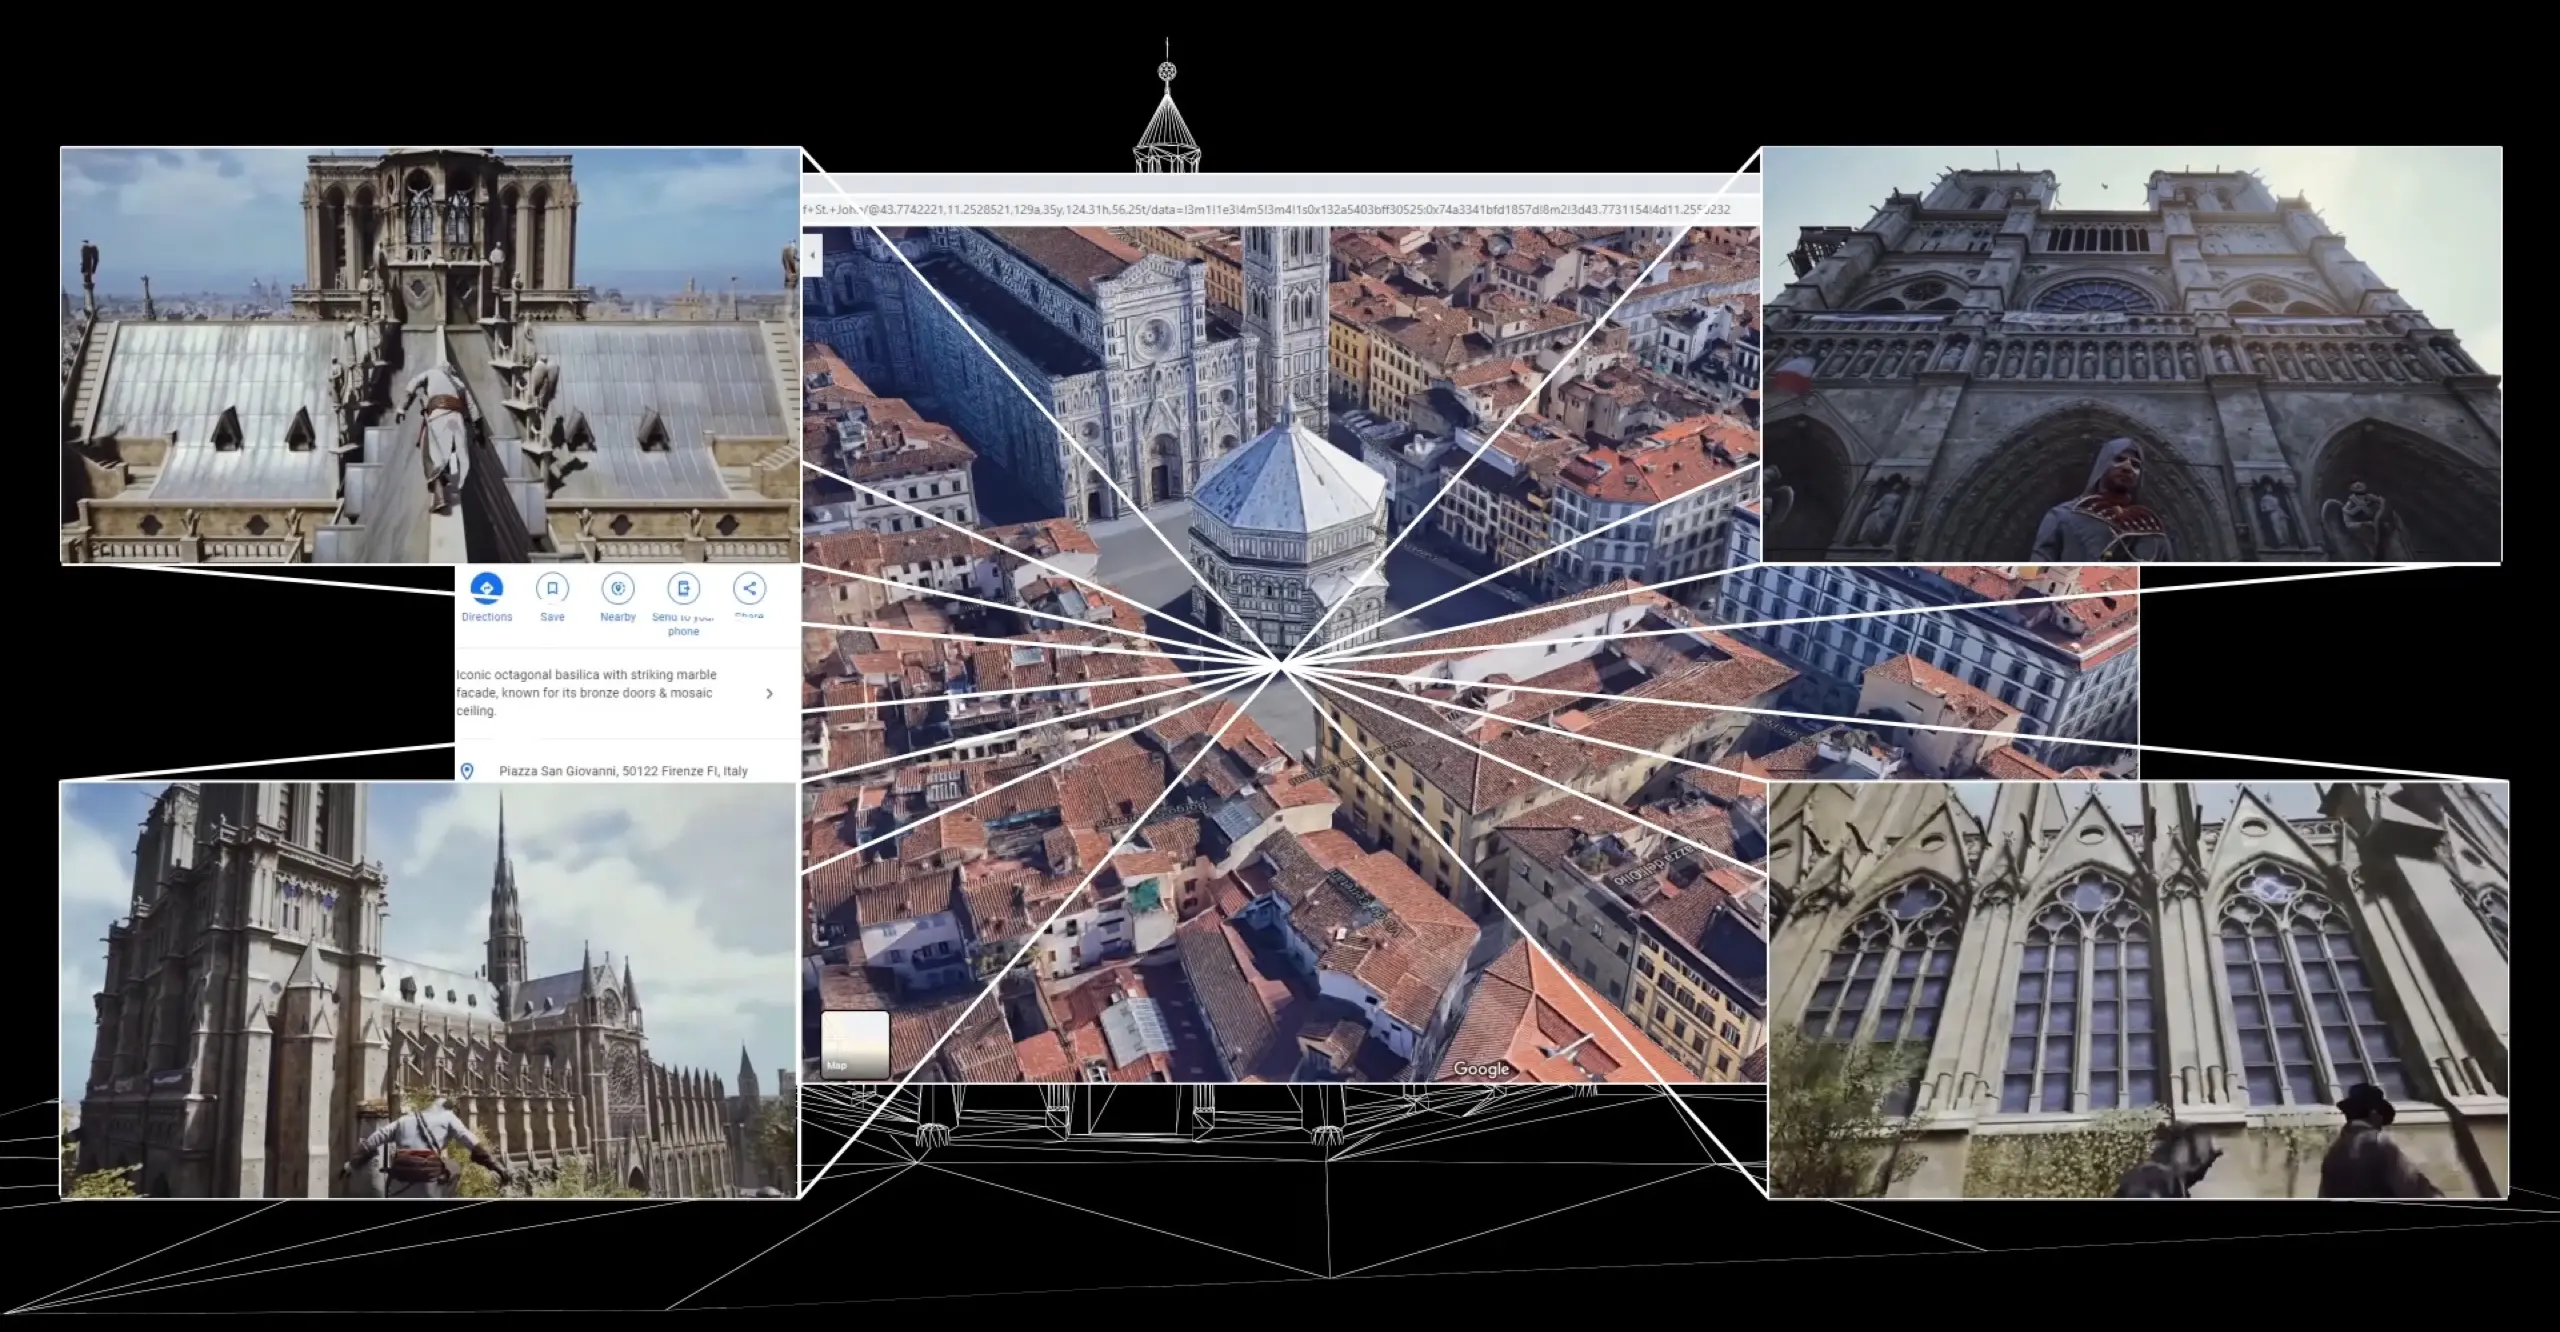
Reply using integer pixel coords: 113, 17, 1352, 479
2030, 436, 2174, 562
399, 360, 473, 513
345, 1097, 513, 1198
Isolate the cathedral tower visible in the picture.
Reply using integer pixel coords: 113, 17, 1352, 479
1242, 227, 1330, 433
487, 795, 528, 1011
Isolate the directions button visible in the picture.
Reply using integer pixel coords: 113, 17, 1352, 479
732, 572, 768, 606
667, 572, 701, 606
601, 571, 637, 605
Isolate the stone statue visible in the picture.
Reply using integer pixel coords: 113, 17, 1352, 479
80, 239, 99, 309
577, 508, 596, 540
327, 357, 348, 409
2213, 341, 2234, 373
2253, 478, 2296, 548
285, 509, 304, 539
2320, 481, 2397, 562
2030, 437, 2174, 562
527, 356, 560, 414
782, 242, 800, 289
182, 509, 201, 539
687, 508, 706, 539
1854, 477, 1906, 547
1761, 464, 1796, 534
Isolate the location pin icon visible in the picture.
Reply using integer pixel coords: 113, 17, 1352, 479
460, 763, 476, 780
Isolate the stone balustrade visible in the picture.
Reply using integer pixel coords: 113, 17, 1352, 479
1767, 309, 2470, 388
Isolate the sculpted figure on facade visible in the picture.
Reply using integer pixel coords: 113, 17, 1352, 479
2321, 481, 2397, 562
2253, 477, 2297, 548
1853, 477, 1907, 547
2030, 437, 2173, 561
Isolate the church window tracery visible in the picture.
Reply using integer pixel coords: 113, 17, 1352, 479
2034, 278, 2158, 313
1801, 879, 1960, 1114
2000, 870, 2157, 1114
2219, 862, 2407, 1106
2465, 883, 2509, 959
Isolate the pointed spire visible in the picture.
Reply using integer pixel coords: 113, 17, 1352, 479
580, 940, 595, 995
739, 1043, 754, 1081
623, 954, 638, 1004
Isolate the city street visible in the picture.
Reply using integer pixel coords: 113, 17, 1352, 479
1087, 502, 1529, 765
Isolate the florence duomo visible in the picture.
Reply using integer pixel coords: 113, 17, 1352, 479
1762, 157, 2502, 562
70, 784, 789, 1198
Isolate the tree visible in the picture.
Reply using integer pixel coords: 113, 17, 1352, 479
400, 1092, 640, 1198
754, 1099, 797, 1193
1767, 1025, 1933, 1199
60, 1106, 139, 1199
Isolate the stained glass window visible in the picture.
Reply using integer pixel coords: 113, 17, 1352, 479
1802, 880, 1961, 1115
2221, 863, 2408, 1107
2033, 279, 2158, 314
2000, 871, 2156, 1114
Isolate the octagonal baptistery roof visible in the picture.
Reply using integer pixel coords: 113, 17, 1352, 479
1193, 401, 1388, 537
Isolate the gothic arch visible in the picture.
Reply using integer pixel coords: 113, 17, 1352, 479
1923, 400, 2232, 561
2303, 417, 2499, 560
2219, 276, 2329, 314
1996, 866, 2164, 1114
1845, 273, 1965, 314
1799, 875, 1966, 1114
319, 185, 348, 287
2210, 859, 2417, 1108
2019, 271, 2172, 314
1763, 413, 1857, 560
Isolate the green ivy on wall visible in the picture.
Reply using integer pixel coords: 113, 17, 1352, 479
1963, 1109, 2160, 1198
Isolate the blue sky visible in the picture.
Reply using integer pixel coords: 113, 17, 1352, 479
1762, 146, 2503, 374
59, 147, 798, 295
58, 783, 797, 1106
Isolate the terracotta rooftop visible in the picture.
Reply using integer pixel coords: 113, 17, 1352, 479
1434, 939, 1699, 1083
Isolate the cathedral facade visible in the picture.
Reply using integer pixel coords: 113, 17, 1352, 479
74, 784, 756, 1198
1764, 167, 2502, 562
1767, 782, 2509, 1197
812, 225, 1338, 524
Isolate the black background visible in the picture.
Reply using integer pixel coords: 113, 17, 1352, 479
30, 88, 2518, 1310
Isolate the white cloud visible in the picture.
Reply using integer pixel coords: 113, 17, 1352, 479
58, 786, 132, 911
395, 784, 796, 1078
646, 158, 796, 211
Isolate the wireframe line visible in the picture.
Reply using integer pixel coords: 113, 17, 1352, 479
1307, 562, 2442, 667
802, 559, 1265, 667
1284, 674, 1766, 1196
74, 742, 453, 783
1328, 1164, 1715, 1279
805, 667, 1219, 715
1302, 672, 1764, 881
1292, 159, 1762, 657
1306, 667, 1770, 869
10, 1199, 284, 1314
916, 1160, 1322, 1279
810, 673, 1278, 1183
1314, 663, 2136, 765
41, 1200, 683, 1313
1301, 460, 1755, 662
1827, 1201, 1987, 1251
671, 1163, 919, 1309
807, 667, 1257, 783
801, 671, 1262, 870
802, 620, 1249, 669
801, 457, 1267, 662
1304, 567, 1741, 664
